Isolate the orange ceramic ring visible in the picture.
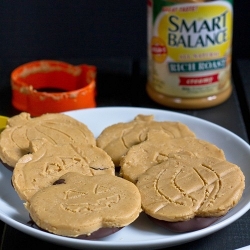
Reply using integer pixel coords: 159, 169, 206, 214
11, 60, 97, 116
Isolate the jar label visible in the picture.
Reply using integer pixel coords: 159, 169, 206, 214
148, 0, 233, 98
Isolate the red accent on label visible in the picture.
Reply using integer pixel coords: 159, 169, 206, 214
147, 0, 152, 7
151, 44, 167, 55
179, 74, 219, 86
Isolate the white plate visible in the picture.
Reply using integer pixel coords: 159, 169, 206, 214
1, 107, 250, 250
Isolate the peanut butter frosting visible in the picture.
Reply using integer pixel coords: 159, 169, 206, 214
25, 172, 142, 238
0, 112, 96, 168
120, 130, 226, 183
136, 153, 245, 222
12, 138, 115, 202
97, 114, 195, 166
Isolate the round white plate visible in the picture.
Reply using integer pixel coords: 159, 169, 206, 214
1, 107, 250, 250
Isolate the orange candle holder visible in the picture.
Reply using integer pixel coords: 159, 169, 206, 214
11, 60, 97, 116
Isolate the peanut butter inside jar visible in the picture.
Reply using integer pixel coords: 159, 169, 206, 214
147, 0, 233, 109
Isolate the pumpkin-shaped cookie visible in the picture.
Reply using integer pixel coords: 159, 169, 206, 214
96, 114, 195, 166
12, 138, 115, 202
0, 112, 95, 168
25, 172, 142, 238
120, 130, 226, 183
136, 153, 245, 232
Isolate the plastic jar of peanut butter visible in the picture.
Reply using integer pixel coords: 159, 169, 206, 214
147, 0, 233, 109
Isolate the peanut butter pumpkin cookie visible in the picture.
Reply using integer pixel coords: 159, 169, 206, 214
97, 114, 195, 166
0, 112, 95, 168
120, 130, 225, 183
12, 138, 114, 202
136, 153, 245, 232
25, 172, 142, 238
